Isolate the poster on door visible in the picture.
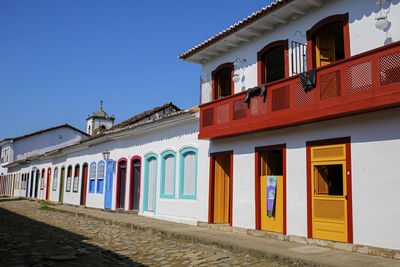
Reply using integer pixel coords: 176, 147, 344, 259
267, 176, 277, 217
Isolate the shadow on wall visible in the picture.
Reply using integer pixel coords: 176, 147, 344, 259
0, 206, 141, 266
208, 107, 400, 155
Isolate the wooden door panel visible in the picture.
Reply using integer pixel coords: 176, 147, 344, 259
316, 34, 335, 67
213, 155, 230, 224
260, 175, 283, 233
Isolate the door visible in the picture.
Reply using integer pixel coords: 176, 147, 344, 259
311, 144, 348, 243
104, 160, 114, 209
147, 157, 157, 211
80, 164, 88, 205
46, 169, 51, 200
34, 171, 39, 198
315, 33, 335, 68
213, 155, 230, 224
130, 159, 141, 211
59, 167, 65, 202
117, 161, 127, 209
26, 174, 29, 197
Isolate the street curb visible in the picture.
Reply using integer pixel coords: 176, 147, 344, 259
54, 208, 325, 267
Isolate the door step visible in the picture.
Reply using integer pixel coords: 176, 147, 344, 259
197, 222, 233, 232
115, 208, 138, 215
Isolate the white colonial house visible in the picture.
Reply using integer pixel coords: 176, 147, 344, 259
179, 0, 400, 254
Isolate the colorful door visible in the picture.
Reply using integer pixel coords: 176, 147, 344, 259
26, 174, 29, 197
116, 161, 127, 209
80, 164, 88, 205
315, 33, 335, 68
130, 159, 141, 211
311, 144, 348, 243
147, 157, 157, 212
104, 160, 114, 209
34, 171, 39, 198
59, 167, 65, 202
213, 155, 230, 224
46, 169, 51, 200
260, 175, 284, 232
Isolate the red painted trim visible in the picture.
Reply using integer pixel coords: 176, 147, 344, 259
41, 168, 45, 190
257, 40, 289, 86
345, 142, 353, 243
229, 152, 233, 227
306, 145, 312, 238
46, 168, 51, 200
254, 150, 261, 230
129, 156, 142, 211
306, 13, 350, 70
82, 164, 88, 206
212, 63, 234, 101
254, 144, 287, 234
116, 158, 128, 209
306, 137, 353, 243
208, 155, 214, 224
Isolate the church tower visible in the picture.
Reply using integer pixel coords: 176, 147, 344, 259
86, 101, 115, 135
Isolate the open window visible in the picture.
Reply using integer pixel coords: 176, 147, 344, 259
307, 14, 350, 69
212, 63, 234, 100
257, 40, 288, 85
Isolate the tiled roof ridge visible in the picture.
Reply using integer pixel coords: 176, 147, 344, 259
1, 124, 88, 143
178, 0, 292, 60
106, 102, 181, 132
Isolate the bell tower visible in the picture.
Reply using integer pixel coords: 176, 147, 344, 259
86, 100, 115, 135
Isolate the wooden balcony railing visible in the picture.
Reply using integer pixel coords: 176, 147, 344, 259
199, 41, 400, 139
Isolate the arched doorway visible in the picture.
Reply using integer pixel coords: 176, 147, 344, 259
59, 166, 65, 202
129, 157, 141, 211
80, 163, 88, 205
34, 170, 40, 198
116, 158, 127, 209
46, 168, 51, 200
104, 159, 114, 209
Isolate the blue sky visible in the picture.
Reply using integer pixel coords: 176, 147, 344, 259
0, 1, 273, 139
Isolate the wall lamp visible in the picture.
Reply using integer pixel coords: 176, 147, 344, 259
102, 150, 110, 162
375, 0, 391, 30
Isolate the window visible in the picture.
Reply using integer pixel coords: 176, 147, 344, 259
52, 167, 58, 191
66, 166, 72, 192
212, 63, 234, 100
160, 151, 176, 198
306, 14, 350, 69
257, 40, 288, 85
73, 165, 80, 193
97, 161, 105, 194
89, 163, 96, 193
179, 148, 198, 199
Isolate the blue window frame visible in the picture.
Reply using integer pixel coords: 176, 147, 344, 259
179, 147, 198, 199
96, 161, 105, 194
160, 151, 176, 199
143, 153, 158, 213
88, 162, 96, 193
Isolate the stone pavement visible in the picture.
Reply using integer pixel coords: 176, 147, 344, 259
1, 198, 399, 267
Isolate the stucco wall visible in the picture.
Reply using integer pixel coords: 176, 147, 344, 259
12, 127, 87, 162
208, 107, 400, 250
200, 0, 400, 103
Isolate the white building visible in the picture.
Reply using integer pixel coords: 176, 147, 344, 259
179, 0, 400, 254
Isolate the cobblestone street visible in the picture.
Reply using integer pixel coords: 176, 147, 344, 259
0, 198, 274, 266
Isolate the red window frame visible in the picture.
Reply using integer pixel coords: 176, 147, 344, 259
257, 40, 289, 86
212, 63, 234, 100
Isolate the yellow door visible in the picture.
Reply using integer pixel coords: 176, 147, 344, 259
260, 175, 283, 233
315, 33, 336, 67
213, 155, 230, 223
311, 144, 348, 243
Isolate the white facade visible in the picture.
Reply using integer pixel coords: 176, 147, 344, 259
199, 0, 400, 103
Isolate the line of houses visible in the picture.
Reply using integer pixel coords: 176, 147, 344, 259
1, 0, 400, 260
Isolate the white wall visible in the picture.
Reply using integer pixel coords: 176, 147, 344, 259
200, 0, 400, 103
208, 107, 400, 250
12, 127, 87, 162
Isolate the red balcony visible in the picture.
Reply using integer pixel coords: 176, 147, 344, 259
199, 41, 400, 139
